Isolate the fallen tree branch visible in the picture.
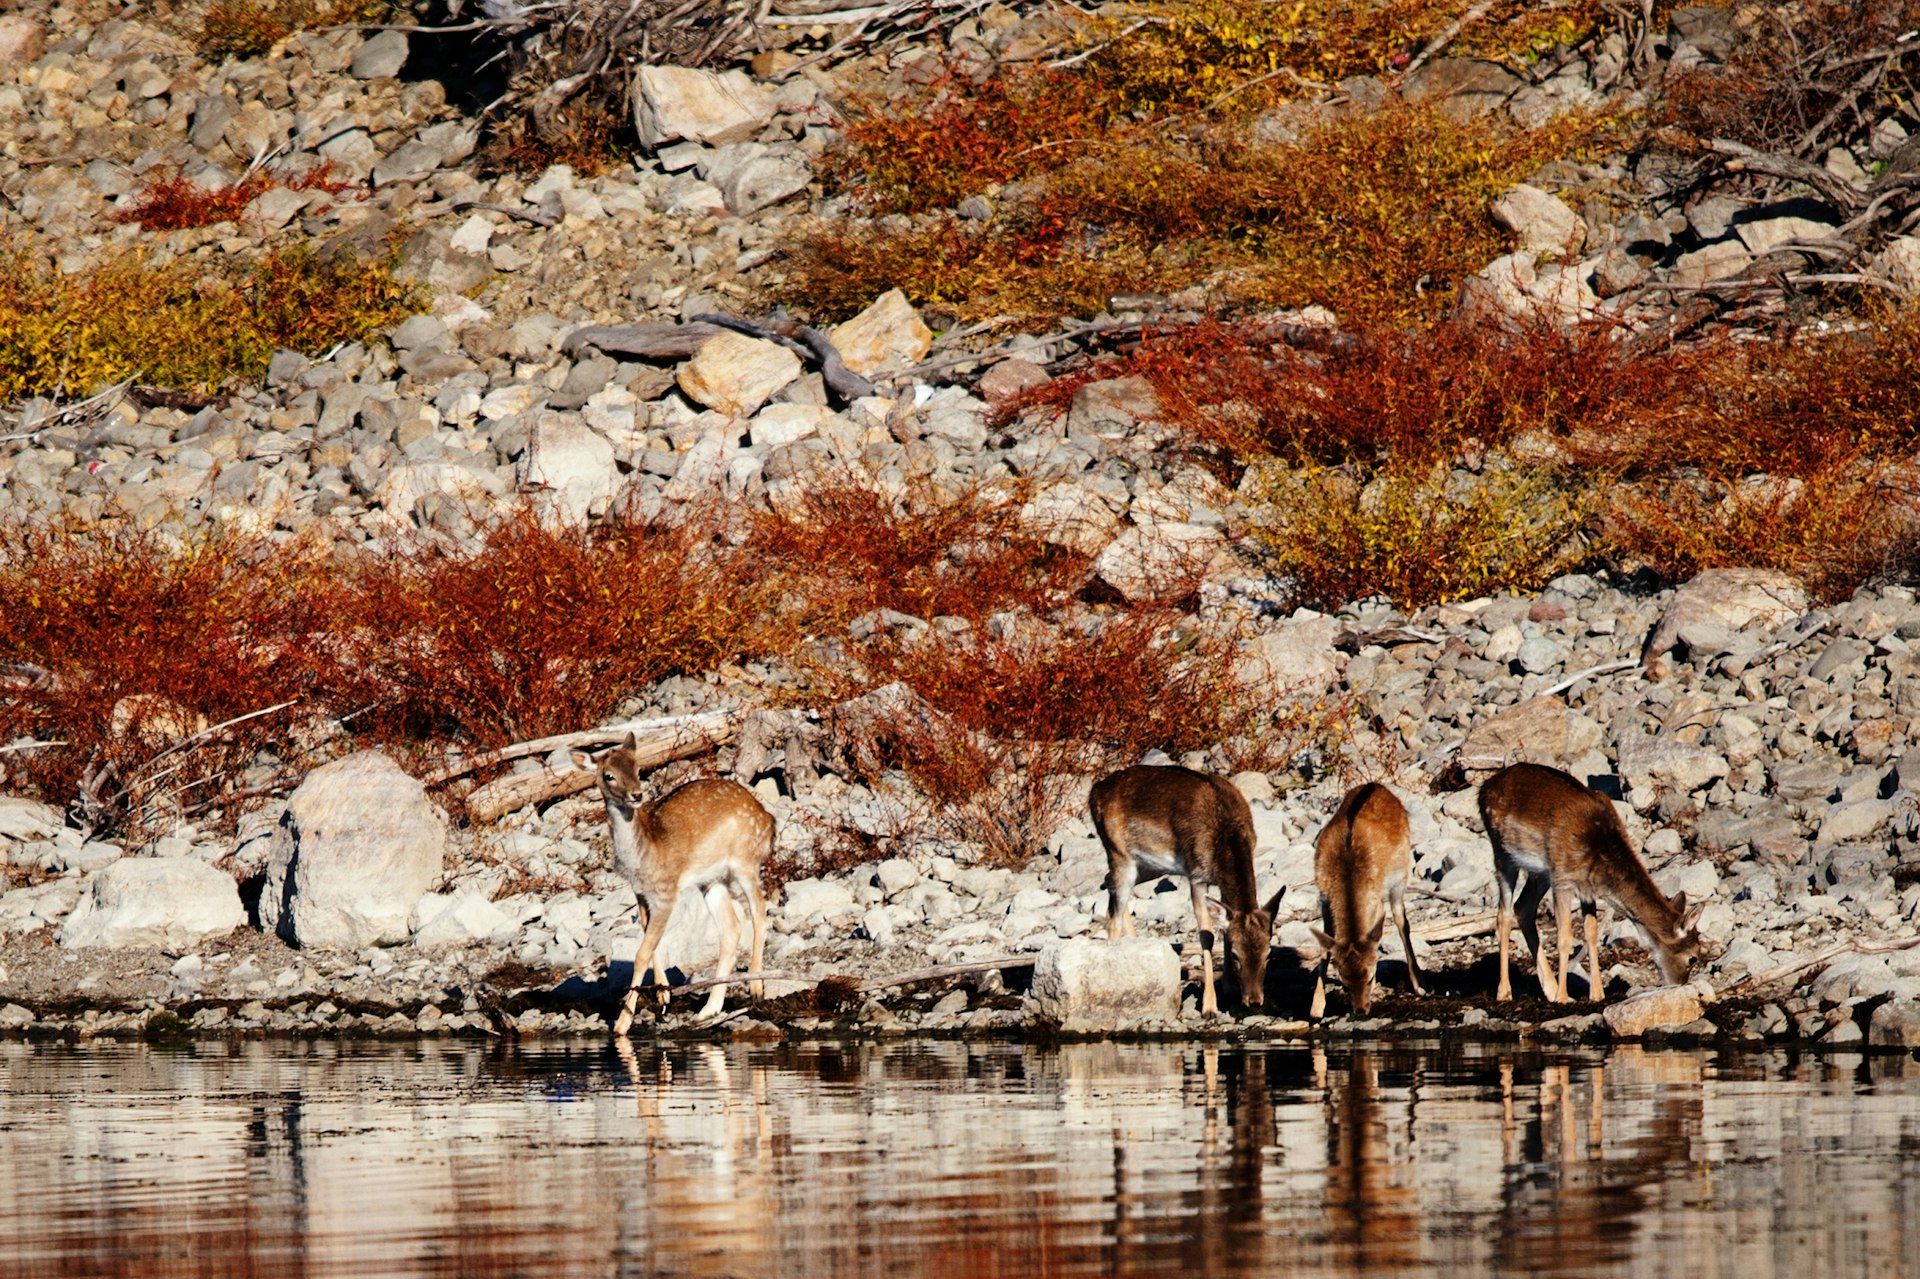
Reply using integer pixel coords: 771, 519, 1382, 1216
1399, 0, 1496, 80
1540, 658, 1639, 698
424, 708, 741, 786
459, 710, 744, 823
561, 321, 728, 361
1717, 934, 1920, 997
1412, 910, 1500, 943
450, 198, 558, 227
1709, 137, 1868, 213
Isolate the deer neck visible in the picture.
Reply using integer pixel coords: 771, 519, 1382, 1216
607, 799, 657, 882
1606, 857, 1682, 949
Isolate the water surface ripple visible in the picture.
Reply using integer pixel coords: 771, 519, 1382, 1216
0, 1039, 1914, 1277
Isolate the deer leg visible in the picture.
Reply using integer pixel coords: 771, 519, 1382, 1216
618, 896, 677, 1037
1190, 880, 1218, 1017
698, 882, 741, 1020
1514, 871, 1551, 1001
1583, 903, 1601, 1001
1494, 856, 1520, 1001
1106, 855, 1138, 940
1311, 899, 1332, 1019
1551, 885, 1575, 1004
1390, 880, 1424, 996
741, 873, 768, 1001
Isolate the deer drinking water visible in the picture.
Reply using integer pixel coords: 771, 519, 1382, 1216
571, 733, 773, 1033
1480, 762, 1705, 1003
1091, 764, 1283, 1015
1310, 783, 1424, 1018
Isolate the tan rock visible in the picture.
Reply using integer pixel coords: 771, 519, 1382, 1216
828, 289, 933, 377
632, 64, 776, 149
1016, 481, 1120, 557
1642, 568, 1807, 676
1602, 984, 1708, 1037
1092, 522, 1226, 603
1491, 183, 1584, 256
1461, 696, 1604, 773
0, 15, 46, 69
678, 331, 802, 417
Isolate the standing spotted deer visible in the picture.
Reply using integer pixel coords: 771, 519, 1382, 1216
571, 733, 773, 1033
1091, 764, 1283, 1015
1310, 783, 1424, 1018
1481, 762, 1705, 1003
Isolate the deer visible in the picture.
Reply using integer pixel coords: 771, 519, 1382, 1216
570, 732, 773, 1034
1090, 764, 1283, 1016
1480, 762, 1705, 1004
1309, 783, 1424, 1019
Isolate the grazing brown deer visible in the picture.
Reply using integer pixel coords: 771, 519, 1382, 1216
1091, 764, 1283, 1015
1480, 762, 1705, 1003
1310, 783, 1424, 1018
571, 733, 773, 1033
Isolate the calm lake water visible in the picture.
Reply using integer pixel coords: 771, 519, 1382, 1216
0, 1037, 1914, 1277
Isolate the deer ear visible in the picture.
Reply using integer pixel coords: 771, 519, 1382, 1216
1264, 887, 1285, 918
1309, 926, 1334, 951
1681, 899, 1705, 931
623, 730, 640, 750
1670, 891, 1688, 920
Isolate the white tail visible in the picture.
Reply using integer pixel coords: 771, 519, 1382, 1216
1480, 762, 1705, 1003
571, 733, 773, 1033
1310, 783, 1423, 1018
1090, 764, 1282, 1015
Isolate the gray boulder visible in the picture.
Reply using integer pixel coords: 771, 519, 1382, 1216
1642, 569, 1806, 675
58, 858, 244, 949
1029, 937, 1180, 1030
261, 751, 447, 950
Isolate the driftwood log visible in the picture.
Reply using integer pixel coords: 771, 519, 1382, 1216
460, 709, 743, 823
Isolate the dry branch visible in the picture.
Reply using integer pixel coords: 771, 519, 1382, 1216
1716, 934, 1920, 997
461, 709, 743, 822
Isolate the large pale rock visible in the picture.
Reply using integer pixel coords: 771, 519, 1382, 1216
261, 752, 447, 950
0, 797, 61, 840
1868, 997, 1920, 1048
1236, 612, 1341, 699
1458, 252, 1598, 324
1672, 241, 1751, 287
1492, 183, 1584, 255
633, 65, 776, 149
375, 460, 509, 523
58, 858, 244, 950
1617, 734, 1730, 796
1029, 938, 1181, 1030
1871, 235, 1920, 297
525, 414, 620, 524
828, 290, 933, 377
1642, 568, 1807, 674
0, 16, 47, 67
1461, 696, 1604, 772
1601, 983, 1707, 1037
1016, 482, 1121, 557
706, 143, 811, 215
412, 889, 512, 949
1093, 522, 1225, 603
1736, 214, 1835, 256
678, 331, 802, 417
779, 876, 858, 925
350, 29, 409, 79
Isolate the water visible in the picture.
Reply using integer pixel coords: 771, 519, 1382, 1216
0, 1038, 1915, 1277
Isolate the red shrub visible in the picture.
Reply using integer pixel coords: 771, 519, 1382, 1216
0, 521, 339, 832
337, 508, 770, 751
746, 469, 1088, 628
118, 164, 358, 232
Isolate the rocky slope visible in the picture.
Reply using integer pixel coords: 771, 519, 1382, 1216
2, 2, 1920, 1048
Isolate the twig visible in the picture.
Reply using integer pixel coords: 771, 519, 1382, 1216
136, 701, 302, 774
422, 708, 740, 786
1710, 137, 1868, 213
451, 198, 557, 228
1045, 18, 1154, 69
1400, 0, 1496, 80
0, 740, 65, 754
1540, 658, 1639, 698
1717, 934, 1920, 997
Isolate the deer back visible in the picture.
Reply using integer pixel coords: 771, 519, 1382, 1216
1314, 782, 1409, 946
639, 778, 774, 887
1480, 763, 1698, 950
1091, 764, 1259, 911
